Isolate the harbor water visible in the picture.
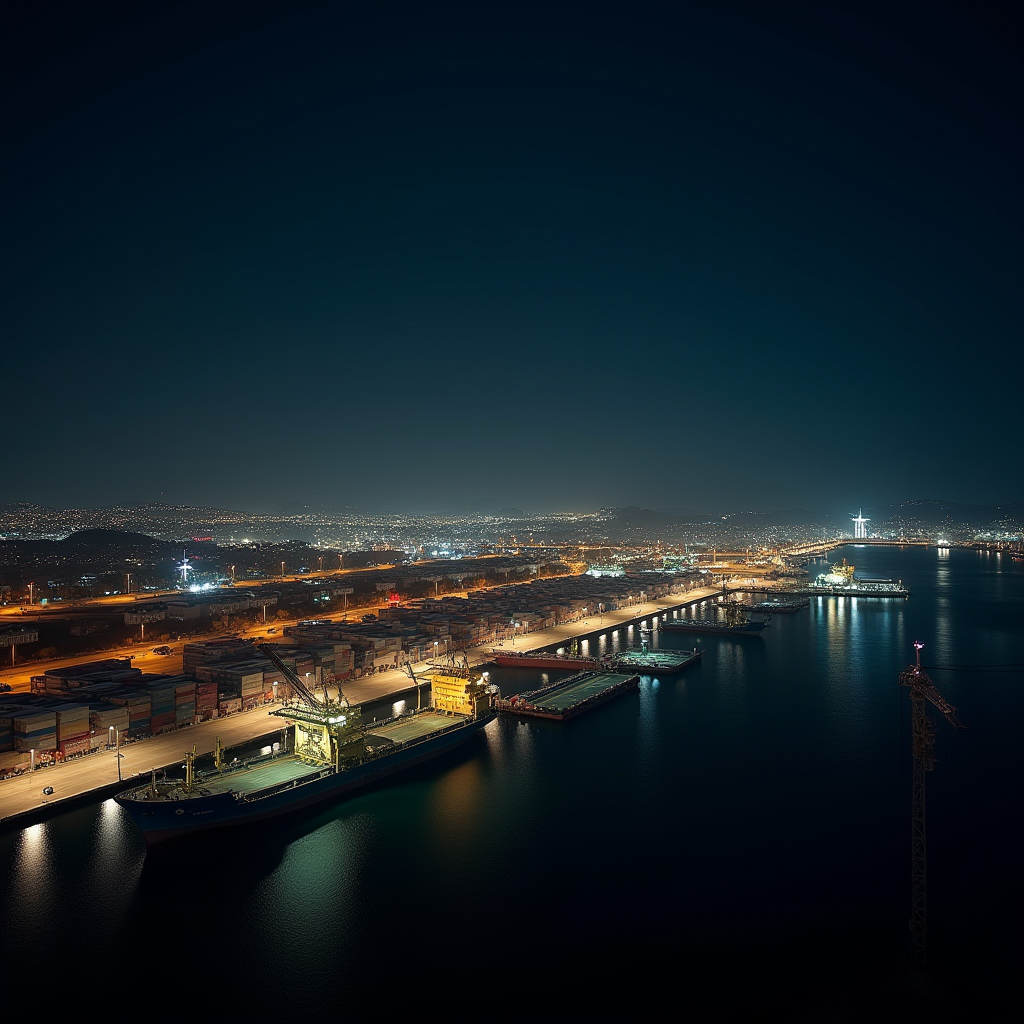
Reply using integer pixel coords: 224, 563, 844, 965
1, 546, 1020, 1018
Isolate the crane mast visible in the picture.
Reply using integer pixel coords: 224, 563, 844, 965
899, 641, 968, 969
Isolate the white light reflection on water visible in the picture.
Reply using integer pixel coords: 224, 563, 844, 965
84, 800, 145, 914
6, 823, 59, 941
932, 559, 954, 665
634, 674, 661, 784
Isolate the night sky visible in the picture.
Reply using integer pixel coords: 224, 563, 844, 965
4, 1, 1021, 515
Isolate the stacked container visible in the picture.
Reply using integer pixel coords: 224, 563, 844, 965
195, 679, 218, 720
145, 677, 178, 734
89, 704, 130, 748
107, 690, 152, 738
11, 709, 57, 753
54, 703, 91, 756
174, 678, 196, 726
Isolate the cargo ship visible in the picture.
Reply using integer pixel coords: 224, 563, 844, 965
659, 600, 769, 638
491, 669, 639, 721
114, 647, 495, 847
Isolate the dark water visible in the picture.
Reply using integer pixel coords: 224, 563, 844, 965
2, 546, 1021, 1020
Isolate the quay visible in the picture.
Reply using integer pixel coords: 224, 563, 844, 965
491, 670, 640, 721
0, 584, 727, 830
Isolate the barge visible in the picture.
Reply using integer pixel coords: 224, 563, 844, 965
490, 649, 601, 670
659, 600, 769, 639
492, 670, 639, 721
610, 646, 704, 674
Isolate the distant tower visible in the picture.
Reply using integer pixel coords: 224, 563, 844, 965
852, 508, 870, 539
176, 550, 193, 587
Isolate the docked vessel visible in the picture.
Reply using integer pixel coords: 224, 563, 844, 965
609, 644, 704, 674
114, 647, 495, 847
492, 669, 639, 721
740, 598, 809, 614
490, 649, 601, 670
659, 600, 769, 638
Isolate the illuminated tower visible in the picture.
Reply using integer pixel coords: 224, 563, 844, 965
176, 550, 193, 588
852, 508, 870, 539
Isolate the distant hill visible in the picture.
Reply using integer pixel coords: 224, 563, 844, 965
875, 500, 1024, 529
61, 529, 165, 549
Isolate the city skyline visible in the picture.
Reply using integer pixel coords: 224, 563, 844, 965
4, 2, 1021, 514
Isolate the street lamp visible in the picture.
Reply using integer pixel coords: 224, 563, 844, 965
126, 572, 132, 595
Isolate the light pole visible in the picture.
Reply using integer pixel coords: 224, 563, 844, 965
28, 583, 35, 605
126, 572, 132, 595
281, 561, 286, 577
108, 726, 114, 749
115, 727, 122, 782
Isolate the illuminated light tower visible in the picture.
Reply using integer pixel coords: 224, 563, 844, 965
176, 551, 193, 588
852, 508, 870, 539
899, 641, 968, 968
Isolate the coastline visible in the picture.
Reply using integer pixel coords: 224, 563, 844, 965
0, 584, 727, 830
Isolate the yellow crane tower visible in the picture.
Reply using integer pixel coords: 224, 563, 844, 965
899, 641, 968, 969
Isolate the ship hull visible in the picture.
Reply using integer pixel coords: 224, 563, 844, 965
491, 652, 601, 670
115, 713, 494, 846
659, 620, 768, 638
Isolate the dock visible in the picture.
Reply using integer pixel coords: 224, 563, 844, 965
491, 670, 639, 721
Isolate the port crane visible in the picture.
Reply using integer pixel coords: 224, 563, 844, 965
899, 641, 968, 969
257, 643, 350, 715
404, 660, 428, 711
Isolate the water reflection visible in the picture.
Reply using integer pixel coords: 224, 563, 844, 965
6, 823, 58, 943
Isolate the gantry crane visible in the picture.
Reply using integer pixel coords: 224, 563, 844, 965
899, 641, 968, 969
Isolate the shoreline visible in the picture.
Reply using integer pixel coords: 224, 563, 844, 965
0, 584, 729, 831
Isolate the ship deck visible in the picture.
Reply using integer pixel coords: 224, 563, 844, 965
202, 755, 320, 796
613, 651, 698, 670
530, 671, 634, 711
367, 711, 467, 744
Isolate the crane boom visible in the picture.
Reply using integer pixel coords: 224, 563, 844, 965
257, 643, 328, 711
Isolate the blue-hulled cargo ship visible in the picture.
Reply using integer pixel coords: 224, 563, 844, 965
114, 649, 495, 847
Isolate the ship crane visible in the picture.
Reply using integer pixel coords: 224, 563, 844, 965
257, 642, 349, 716
899, 641, 968, 969
404, 660, 428, 712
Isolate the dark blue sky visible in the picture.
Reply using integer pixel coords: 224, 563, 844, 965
3, 1, 1021, 515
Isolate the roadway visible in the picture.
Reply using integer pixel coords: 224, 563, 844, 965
0, 583, 728, 829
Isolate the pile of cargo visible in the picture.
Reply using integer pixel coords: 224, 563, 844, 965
54, 704, 91, 757
11, 709, 56, 753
